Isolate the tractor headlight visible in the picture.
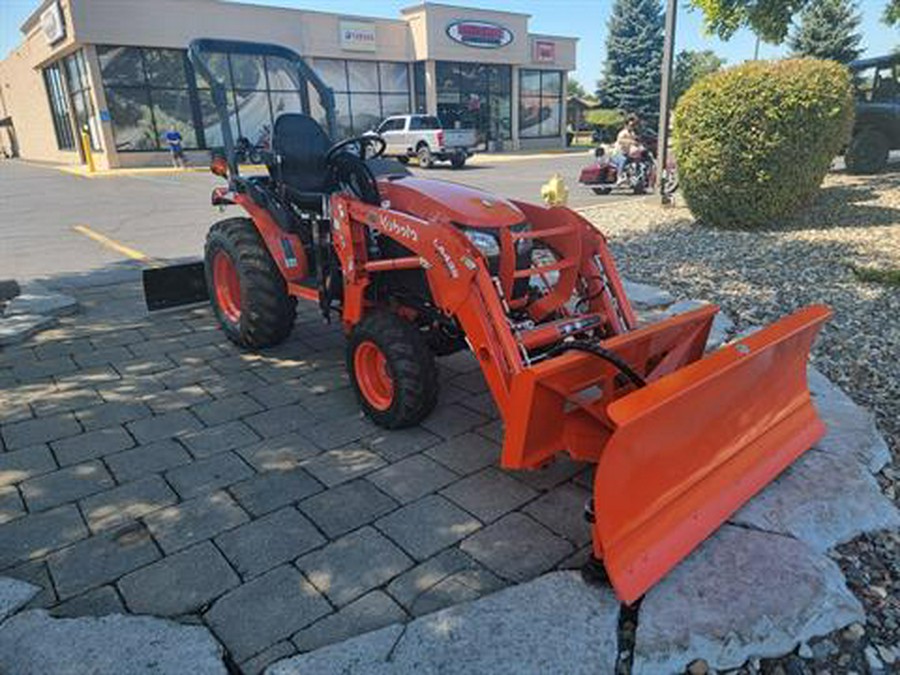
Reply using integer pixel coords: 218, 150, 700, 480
462, 229, 501, 259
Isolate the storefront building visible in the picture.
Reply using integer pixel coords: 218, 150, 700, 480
0, 0, 577, 169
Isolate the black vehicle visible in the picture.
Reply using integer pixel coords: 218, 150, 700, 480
847, 54, 900, 174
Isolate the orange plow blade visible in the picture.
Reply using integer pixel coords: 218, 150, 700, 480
593, 304, 831, 604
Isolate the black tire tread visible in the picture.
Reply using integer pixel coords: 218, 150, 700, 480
845, 128, 889, 175
348, 312, 438, 428
205, 217, 296, 349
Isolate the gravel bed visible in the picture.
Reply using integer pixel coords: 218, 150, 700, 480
581, 170, 899, 674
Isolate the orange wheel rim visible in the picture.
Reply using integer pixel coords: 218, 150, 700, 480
354, 340, 394, 411
213, 250, 241, 323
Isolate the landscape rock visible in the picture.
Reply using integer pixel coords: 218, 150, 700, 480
3, 282, 77, 318
731, 449, 900, 552
266, 571, 620, 675
632, 525, 864, 675
807, 368, 891, 473
0, 314, 56, 346
622, 279, 673, 309
0, 578, 39, 623
0, 610, 227, 675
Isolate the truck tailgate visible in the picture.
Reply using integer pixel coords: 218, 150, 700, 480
443, 128, 476, 148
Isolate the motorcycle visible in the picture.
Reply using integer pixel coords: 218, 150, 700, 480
579, 143, 657, 195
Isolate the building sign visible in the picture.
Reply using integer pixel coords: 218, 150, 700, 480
534, 40, 556, 63
40, 1, 65, 45
446, 20, 513, 49
339, 20, 376, 51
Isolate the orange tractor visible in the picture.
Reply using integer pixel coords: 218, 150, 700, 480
146, 40, 831, 604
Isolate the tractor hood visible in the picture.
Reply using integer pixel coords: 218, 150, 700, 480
378, 177, 526, 229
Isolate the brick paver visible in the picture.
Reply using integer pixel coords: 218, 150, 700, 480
118, 541, 239, 616
0, 286, 598, 665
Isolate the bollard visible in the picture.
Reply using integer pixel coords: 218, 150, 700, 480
80, 125, 95, 173
540, 173, 568, 206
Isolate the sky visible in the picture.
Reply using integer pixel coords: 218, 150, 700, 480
2, 0, 898, 87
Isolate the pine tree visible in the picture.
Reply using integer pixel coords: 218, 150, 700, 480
789, 0, 863, 64
601, 0, 665, 130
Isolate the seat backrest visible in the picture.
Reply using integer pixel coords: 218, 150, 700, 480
271, 113, 332, 193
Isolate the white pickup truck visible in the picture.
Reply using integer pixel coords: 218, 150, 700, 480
373, 114, 476, 169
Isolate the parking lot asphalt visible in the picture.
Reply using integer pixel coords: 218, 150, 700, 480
0, 153, 628, 284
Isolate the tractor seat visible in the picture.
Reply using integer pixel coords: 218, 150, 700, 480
269, 113, 332, 210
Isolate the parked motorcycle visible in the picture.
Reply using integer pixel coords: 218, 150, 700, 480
579, 143, 657, 195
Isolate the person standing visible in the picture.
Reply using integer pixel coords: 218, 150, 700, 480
163, 128, 186, 168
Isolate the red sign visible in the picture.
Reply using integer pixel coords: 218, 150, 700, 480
446, 20, 514, 49
534, 40, 556, 63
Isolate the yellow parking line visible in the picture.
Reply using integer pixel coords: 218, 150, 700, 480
72, 225, 155, 264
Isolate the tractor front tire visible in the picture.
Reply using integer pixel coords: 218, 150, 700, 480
204, 217, 296, 349
845, 129, 889, 174
347, 312, 438, 428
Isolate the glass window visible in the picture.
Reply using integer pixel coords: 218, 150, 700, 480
378, 117, 405, 133
410, 116, 441, 130
269, 90, 303, 122
436, 62, 460, 95
413, 61, 426, 114
42, 63, 75, 150
198, 88, 238, 150
234, 89, 272, 142
435, 61, 511, 144
348, 60, 379, 92
230, 53, 267, 90
379, 63, 409, 94
266, 55, 303, 90
143, 49, 188, 88
351, 92, 381, 133
332, 92, 353, 138
196, 52, 232, 90
105, 87, 156, 150
97, 46, 145, 86
313, 59, 348, 91
151, 89, 197, 147
519, 70, 563, 138
380, 94, 410, 118
62, 51, 101, 150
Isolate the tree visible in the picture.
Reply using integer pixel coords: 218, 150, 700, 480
602, 0, 664, 129
691, 0, 899, 42
673, 50, 726, 101
567, 78, 588, 98
789, 0, 863, 64
886, 0, 900, 25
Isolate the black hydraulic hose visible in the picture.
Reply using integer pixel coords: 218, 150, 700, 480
546, 339, 647, 389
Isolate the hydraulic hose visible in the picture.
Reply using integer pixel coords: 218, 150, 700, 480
546, 339, 647, 389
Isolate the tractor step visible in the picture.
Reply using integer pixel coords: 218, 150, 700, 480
142, 262, 208, 311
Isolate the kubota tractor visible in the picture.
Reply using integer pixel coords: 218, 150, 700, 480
145, 39, 832, 604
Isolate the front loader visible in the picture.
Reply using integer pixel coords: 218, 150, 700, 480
145, 39, 831, 604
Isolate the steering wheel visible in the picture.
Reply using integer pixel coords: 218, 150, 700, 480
325, 135, 386, 163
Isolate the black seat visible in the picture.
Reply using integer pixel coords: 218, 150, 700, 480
269, 113, 332, 209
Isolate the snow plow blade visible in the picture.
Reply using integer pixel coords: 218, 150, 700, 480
594, 304, 831, 604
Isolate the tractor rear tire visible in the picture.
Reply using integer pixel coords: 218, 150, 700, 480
347, 312, 438, 428
204, 217, 296, 349
845, 129, 889, 174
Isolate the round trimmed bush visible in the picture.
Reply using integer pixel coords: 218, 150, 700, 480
673, 58, 854, 228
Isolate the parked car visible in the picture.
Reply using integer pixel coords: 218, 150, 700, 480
372, 114, 476, 169
847, 54, 900, 174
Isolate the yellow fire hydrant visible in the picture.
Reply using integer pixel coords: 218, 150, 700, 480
541, 173, 568, 206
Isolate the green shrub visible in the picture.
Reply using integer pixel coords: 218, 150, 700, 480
673, 58, 854, 228
585, 108, 625, 143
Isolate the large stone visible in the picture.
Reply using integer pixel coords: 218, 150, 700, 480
0, 610, 227, 674
0, 577, 39, 623
807, 367, 891, 473
621, 279, 673, 309
632, 525, 864, 675
731, 448, 900, 552
4, 282, 78, 318
266, 571, 620, 675
0, 314, 56, 347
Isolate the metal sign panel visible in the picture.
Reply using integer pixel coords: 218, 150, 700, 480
40, 1, 65, 45
339, 20, 376, 52
446, 20, 513, 49
534, 40, 556, 63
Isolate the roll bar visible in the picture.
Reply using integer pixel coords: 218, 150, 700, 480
188, 38, 337, 176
